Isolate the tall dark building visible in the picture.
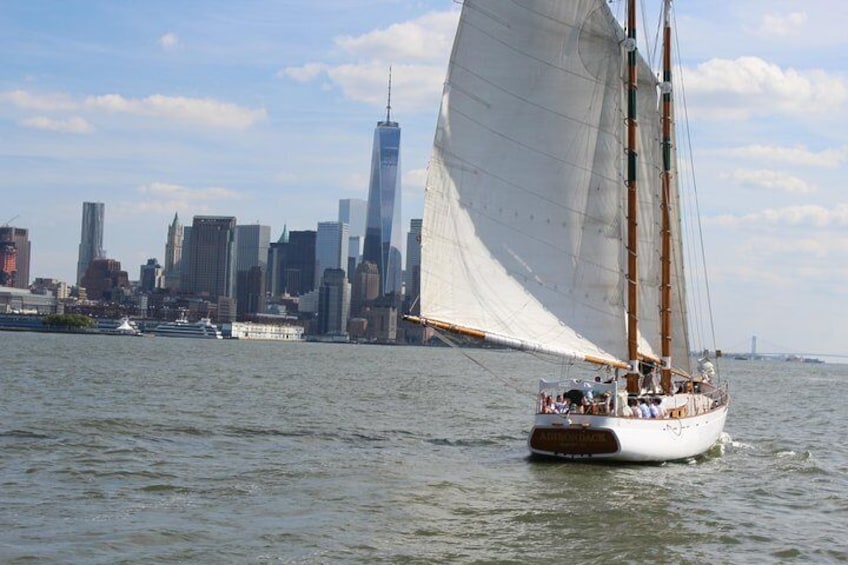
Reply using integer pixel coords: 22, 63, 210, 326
285, 230, 316, 296
362, 69, 403, 296
180, 225, 193, 291
184, 216, 236, 299
77, 202, 105, 285
318, 268, 349, 336
139, 258, 163, 292
236, 265, 266, 319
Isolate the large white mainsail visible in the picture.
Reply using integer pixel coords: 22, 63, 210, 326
420, 0, 681, 365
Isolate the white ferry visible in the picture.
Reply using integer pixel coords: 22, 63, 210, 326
152, 317, 223, 339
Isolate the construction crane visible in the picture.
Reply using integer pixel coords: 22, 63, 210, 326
2, 214, 20, 227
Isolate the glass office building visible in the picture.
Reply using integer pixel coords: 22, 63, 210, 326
362, 106, 403, 296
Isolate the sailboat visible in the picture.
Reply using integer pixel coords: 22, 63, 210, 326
404, 0, 729, 462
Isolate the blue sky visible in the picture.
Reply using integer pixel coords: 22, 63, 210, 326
1, 1, 847, 356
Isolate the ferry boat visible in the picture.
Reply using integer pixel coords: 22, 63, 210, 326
97, 317, 142, 336
152, 317, 223, 339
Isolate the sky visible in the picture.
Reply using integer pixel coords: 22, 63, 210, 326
1, 1, 847, 357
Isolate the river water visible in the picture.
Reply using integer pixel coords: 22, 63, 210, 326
1, 332, 845, 563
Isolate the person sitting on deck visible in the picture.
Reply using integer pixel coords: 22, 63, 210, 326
554, 394, 568, 414
628, 398, 641, 418
542, 395, 555, 414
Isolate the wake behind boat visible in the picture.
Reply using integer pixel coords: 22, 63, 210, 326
152, 317, 223, 339
405, 0, 728, 462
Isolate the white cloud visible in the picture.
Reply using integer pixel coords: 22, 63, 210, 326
1, 89, 77, 111
332, 62, 445, 112
21, 116, 93, 134
403, 167, 427, 191
4, 89, 266, 129
683, 56, 848, 119
759, 12, 807, 37
85, 93, 267, 129
743, 235, 848, 260
282, 63, 327, 83
726, 169, 815, 193
279, 10, 458, 114
118, 182, 245, 218
335, 11, 459, 62
723, 144, 848, 168
710, 203, 848, 228
159, 32, 179, 50
137, 182, 243, 201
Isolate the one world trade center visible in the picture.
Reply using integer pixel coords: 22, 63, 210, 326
363, 69, 403, 296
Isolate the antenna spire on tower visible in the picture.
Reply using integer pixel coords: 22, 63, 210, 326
386, 66, 392, 123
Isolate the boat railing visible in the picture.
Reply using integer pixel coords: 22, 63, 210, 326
703, 382, 729, 408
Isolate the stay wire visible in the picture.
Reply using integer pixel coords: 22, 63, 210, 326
429, 327, 534, 399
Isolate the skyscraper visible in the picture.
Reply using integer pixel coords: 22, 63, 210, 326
180, 225, 193, 291
163, 213, 183, 290
0, 226, 30, 288
235, 224, 270, 318
80, 258, 128, 300
315, 221, 350, 286
235, 224, 271, 275
184, 216, 236, 298
139, 258, 164, 292
363, 69, 403, 296
77, 202, 105, 285
350, 260, 379, 319
317, 268, 350, 336
338, 198, 367, 277
236, 265, 266, 319
405, 218, 422, 313
285, 230, 316, 296
267, 227, 288, 297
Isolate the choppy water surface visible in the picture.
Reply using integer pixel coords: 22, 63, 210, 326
1, 332, 846, 563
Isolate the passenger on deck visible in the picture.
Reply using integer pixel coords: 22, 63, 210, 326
554, 394, 568, 414
652, 397, 666, 418
628, 398, 641, 418
638, 398, 651, 418
542, 395, 555, 414
649, 398, 660, 418
564, 389, 584, 412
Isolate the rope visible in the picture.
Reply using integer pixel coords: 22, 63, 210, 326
430, 327, 534, 399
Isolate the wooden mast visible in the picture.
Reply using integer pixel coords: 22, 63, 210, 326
660, 0, 674, 393
625, 0, 640, 393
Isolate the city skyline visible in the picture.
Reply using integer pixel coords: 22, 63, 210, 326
2, 1, 847, 354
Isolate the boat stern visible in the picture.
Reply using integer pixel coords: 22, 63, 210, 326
528, 420, 620, 459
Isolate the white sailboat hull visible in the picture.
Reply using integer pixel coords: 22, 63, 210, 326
528, 402, 728, 463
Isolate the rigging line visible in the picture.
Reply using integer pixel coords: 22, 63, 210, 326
429, 327, 534, 400
673, 7, 721, 378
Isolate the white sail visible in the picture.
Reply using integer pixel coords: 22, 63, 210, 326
421, 0, 685, 364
